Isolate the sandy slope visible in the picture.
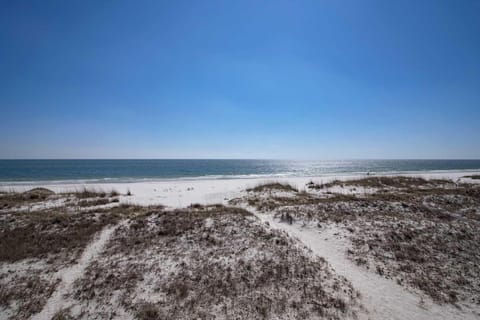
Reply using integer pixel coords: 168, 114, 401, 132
255, 211, 480, 320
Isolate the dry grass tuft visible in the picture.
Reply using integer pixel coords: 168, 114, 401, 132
307, 176, 451, 190
464, 175, 480, 180
74, 187, 120, 199
77, 198, 116, 207
52, 309, 74, 320
0, 188, 55, 209
247, 182, 298, 193
136, 303, 163, 320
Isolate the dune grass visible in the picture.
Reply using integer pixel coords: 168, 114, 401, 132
72, 204, 361, 319
247, 182, 298, 193
74, 187, 120, 199
464, 175, 480, 180
0, 188, 55, 209
307, 176, 451, 190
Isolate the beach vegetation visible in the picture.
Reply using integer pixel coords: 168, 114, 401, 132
247, 182, 298, 193
72, 204, 361, 319
238, 176, 480, 304
306, 176, 450, 190
74, 187, 120, 199
464, 175, 480, 180
0, 188, 55, 209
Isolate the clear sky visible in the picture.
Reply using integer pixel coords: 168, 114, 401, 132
1, 0, 479, 159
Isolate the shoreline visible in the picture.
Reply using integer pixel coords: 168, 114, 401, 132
2, 170, 479, 208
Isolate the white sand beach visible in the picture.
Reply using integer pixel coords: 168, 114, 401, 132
1, 171, 480, 319
2, 170, 479, 209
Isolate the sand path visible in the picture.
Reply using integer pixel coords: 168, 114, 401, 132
253, 210, 480, 320
31, 224, 120, 320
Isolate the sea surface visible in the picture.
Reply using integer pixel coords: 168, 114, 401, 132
0, 159, 479, 184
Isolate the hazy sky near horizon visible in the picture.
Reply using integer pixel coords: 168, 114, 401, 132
1, 0, 479, 159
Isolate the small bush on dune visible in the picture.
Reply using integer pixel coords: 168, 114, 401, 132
307, 176, 452, 190
136, 303, 162, 320
75, 187, 105, 199
75, 187, 120, 199
464, 175, 480, 180
77, 198, 112, 207
247, 182, 298, 193
0, 188, 55, 209
52, 309, 73, 320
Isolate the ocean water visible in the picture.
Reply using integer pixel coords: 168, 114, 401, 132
0, 159, 479, 184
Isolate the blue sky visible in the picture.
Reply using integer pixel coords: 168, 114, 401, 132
1, 0, 479, 159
